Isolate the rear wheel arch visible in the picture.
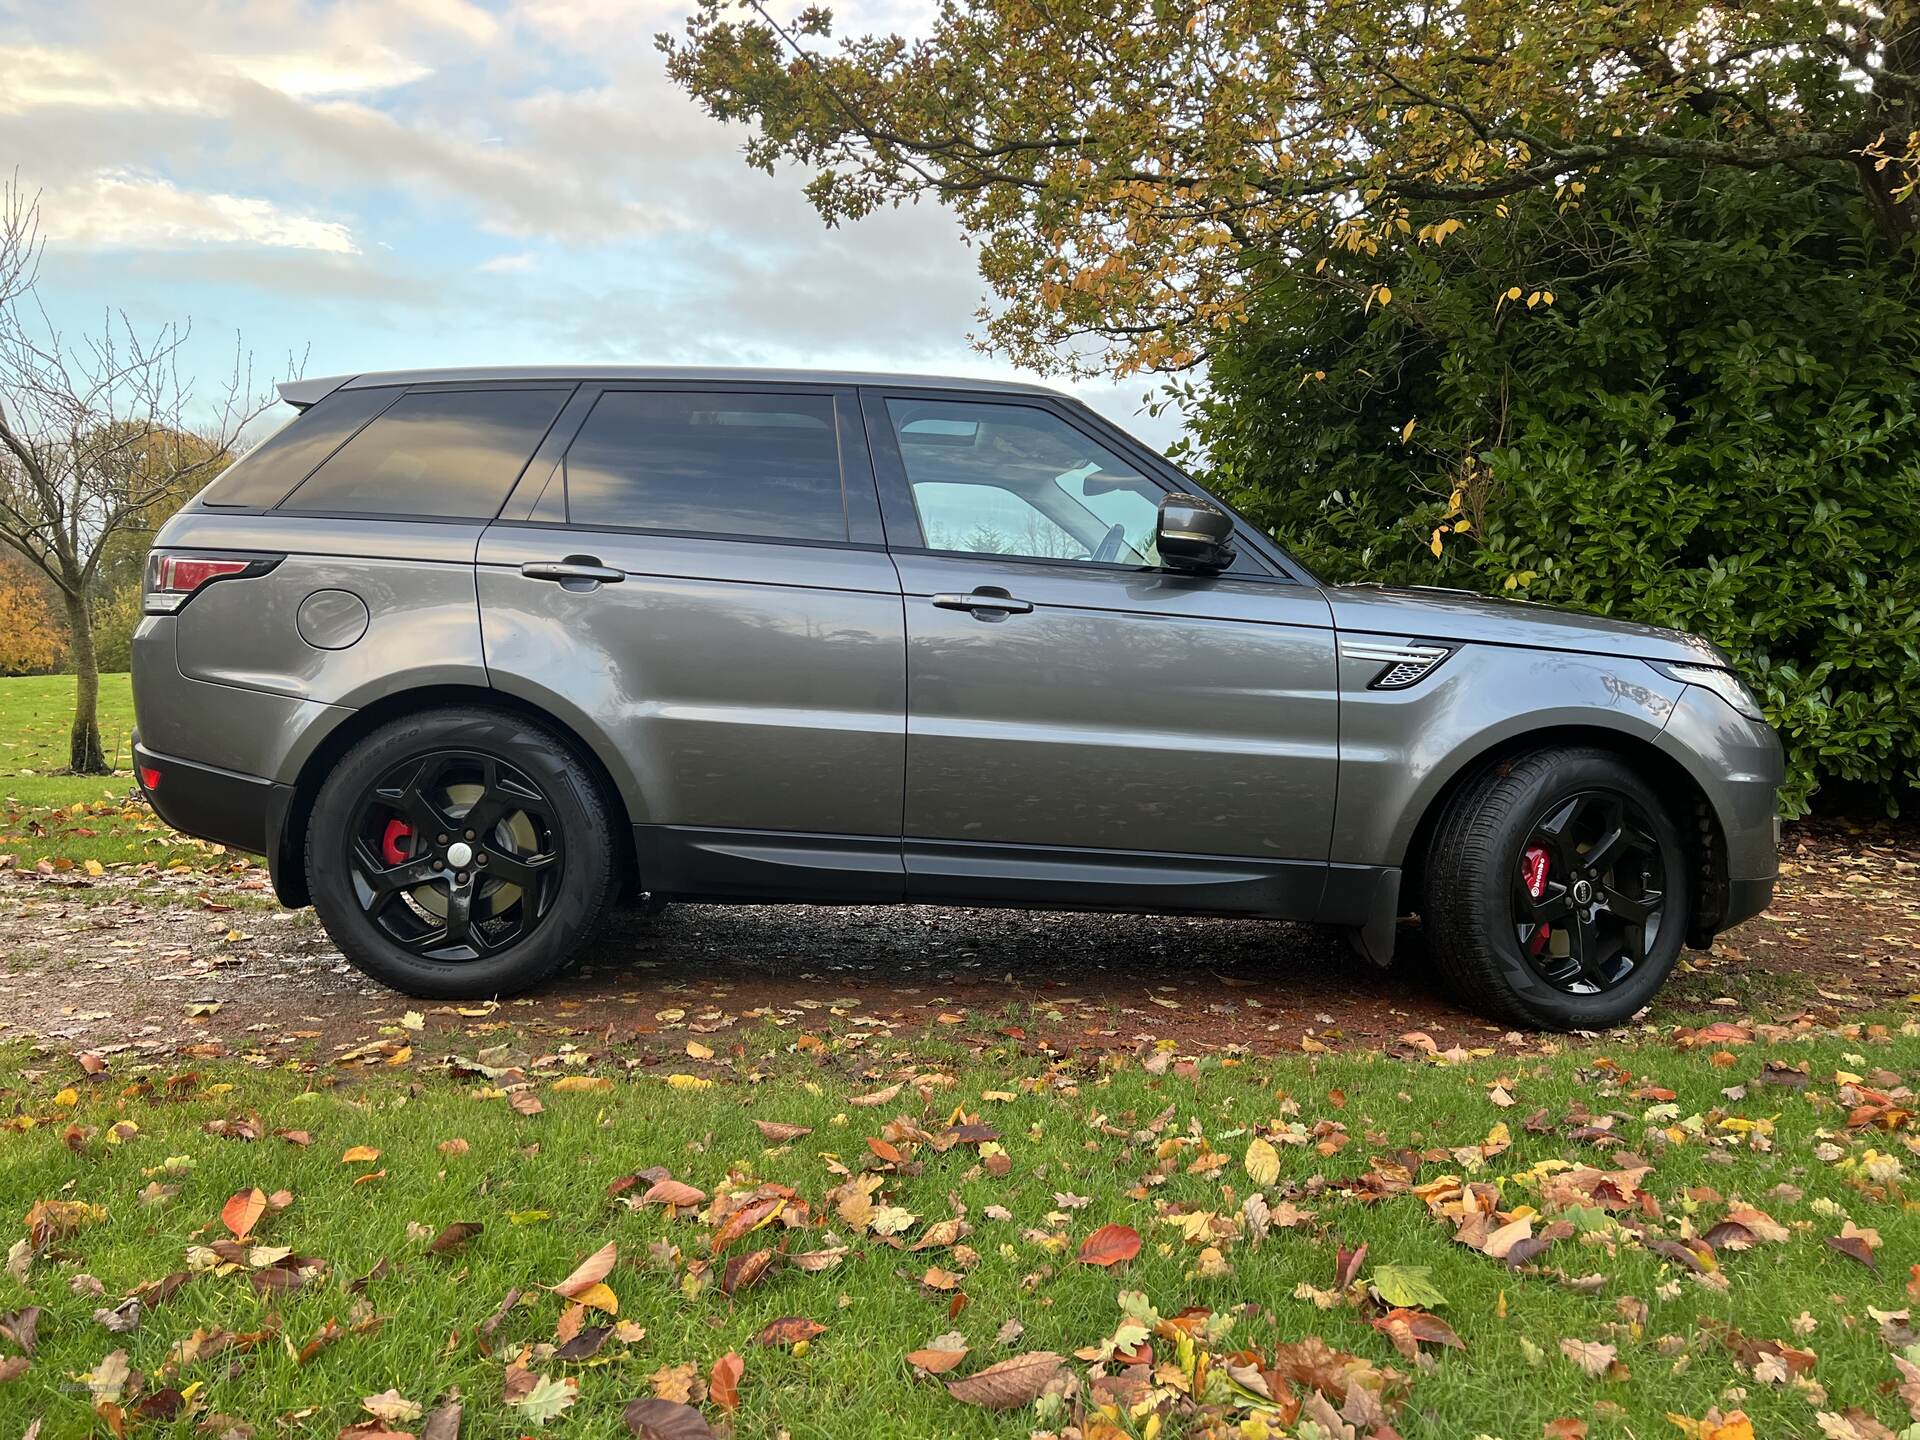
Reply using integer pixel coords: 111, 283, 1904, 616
273, 685, 637, 908
1398, 724, 1725, 941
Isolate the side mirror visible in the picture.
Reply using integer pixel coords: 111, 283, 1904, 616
1156, 493, 1236, 573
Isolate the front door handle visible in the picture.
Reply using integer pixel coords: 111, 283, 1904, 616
932, 589, 1033, 616
521, 557, 625, 589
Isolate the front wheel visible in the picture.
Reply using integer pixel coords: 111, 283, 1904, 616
306, 707, 616, 998
1423, 747, 1690, 1030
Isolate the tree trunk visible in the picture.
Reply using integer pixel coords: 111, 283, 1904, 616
63, 588, 107, 775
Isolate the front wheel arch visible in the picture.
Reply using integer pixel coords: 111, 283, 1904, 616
272, 686, 637, 908
1397, 725, 1724, 944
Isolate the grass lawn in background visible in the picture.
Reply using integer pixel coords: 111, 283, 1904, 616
3, 1015, 1918, 1438
0, 672, 229, 877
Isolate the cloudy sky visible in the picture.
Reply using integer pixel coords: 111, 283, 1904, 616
0, 0, 1182, 446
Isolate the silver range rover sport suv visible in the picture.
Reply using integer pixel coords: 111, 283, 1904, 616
130, 367, 1782, 1030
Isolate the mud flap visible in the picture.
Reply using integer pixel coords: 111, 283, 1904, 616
1341, 865, 1403, 969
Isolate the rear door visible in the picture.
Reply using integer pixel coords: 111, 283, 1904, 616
866, 389, 1339, 915
477, 382, 907, 900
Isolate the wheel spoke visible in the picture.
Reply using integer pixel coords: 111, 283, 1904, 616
440, 880, 479, 953
1605, 885, 1661, 924
352, 838, 437, 896
482, 845, 557, 893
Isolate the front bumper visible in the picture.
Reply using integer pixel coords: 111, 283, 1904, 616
133, 732, 292, 860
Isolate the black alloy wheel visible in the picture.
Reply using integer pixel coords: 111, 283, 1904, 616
1512, 789, 1672, 994
347, 749, 564, 961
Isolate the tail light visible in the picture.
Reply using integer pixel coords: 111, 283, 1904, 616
144, 551, 283, 615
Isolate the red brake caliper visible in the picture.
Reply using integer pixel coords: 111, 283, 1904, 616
1522, 845, 1551, 955
381, 818, 414, 865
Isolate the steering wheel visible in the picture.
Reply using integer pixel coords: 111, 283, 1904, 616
1091, 522, 1127, 565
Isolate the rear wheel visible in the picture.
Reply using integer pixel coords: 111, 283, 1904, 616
306, 707, 616, 998
1423, 747, 1689, 1030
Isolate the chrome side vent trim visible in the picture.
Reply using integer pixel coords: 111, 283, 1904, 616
1341, 641, 1454, 690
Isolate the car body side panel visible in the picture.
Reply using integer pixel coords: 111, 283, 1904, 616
892, 552, 1341, 865
162, 514, 490, 708
1330, 637, 1688, 868
131, 613, 352, 785
475, 526, 907, 841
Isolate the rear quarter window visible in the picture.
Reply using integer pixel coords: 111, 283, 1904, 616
198, 387, 403, 508
279, 388, 568, 519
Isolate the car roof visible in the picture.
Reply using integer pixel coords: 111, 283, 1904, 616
279, 367, 1068, 409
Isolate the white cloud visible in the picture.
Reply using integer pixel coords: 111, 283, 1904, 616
477, 251, 538, 273
41, 171, 360, 254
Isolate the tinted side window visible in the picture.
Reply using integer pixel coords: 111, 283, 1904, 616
280, 388, 567, 519
564, 391, 846, 541
200, 387, 401, 507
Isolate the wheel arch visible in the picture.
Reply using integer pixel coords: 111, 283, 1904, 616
270, 684, 638, 908
1397, 724, 1727, 945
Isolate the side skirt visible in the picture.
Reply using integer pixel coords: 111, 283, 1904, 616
634, 824, 1400, 928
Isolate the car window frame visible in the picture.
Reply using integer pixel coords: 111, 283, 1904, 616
495, 381, 886, 549
858, 386, 1307, 583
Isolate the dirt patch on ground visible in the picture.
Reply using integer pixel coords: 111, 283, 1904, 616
3, 820, 1916, 1064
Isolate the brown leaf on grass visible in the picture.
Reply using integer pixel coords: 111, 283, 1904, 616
1560, 1338, 1618, 1378
849, 1082, 903, 1108
1827, 1233, 1880, 1272
788, 1246, 850, 1272
754, 1120, 812, 1143
509, 1092, 545, 1118
341, 1146, 381, 1164
944, 1351, 1064, 1409
554, 1325, 611, 1361
427, 1222, 483, 1256
711, 1195, 785, 1255
1077, 1223, 1141, 1268
221, 1188, 266, 1240
0, 1307, 42, 1353
422, 1399, 461, 1440
906, 1340, 970, 1374
641, 1179, 706, 1209
553, 1242, 618, 1297
1335, 1240, 1369, 1290
720, 1248, 776, 1296
1370, 1308, 1463, 1359
0, 1356, 26, 1383
708, 1351, 743, 1413
1543, 1420, 1588, 1439
361, 1390, 423, 1423
754, 1316, 827, 1348
622, 1398, 713, 1440
649, 1362, 701, 1404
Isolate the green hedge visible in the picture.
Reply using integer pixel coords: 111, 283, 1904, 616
1187, 160, 1920, 815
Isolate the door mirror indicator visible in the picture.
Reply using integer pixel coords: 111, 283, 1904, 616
1156, 494, 1236, 573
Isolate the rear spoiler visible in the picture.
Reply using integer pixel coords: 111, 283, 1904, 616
276, 375, 354, 411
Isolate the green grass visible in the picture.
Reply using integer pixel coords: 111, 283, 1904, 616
3, 1019, 1918, 1437
0, 673, 228, 876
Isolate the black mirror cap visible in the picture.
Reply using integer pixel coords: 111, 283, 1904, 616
1157, 493, 1237, 572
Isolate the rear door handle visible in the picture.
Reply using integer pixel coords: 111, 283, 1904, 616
521, 557, 625, 587
932, 590, 1033, 615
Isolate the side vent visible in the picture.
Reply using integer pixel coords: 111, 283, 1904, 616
1342, 641, 1454, 690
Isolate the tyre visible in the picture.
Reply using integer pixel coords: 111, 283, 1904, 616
305, 706, 616, 998
1423, 746, 1690, 1030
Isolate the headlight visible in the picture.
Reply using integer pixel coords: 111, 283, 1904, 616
1649, 661, 1766, 723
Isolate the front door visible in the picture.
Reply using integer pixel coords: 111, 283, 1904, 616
866, 390, 1339, 916
478, 383, 907, 900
